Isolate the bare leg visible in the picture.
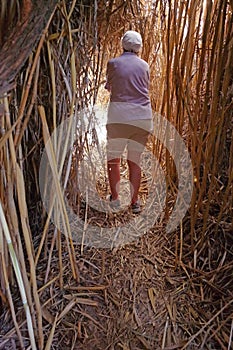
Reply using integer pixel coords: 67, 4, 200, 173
107, 158, 121, 200
127, 158, 141, 204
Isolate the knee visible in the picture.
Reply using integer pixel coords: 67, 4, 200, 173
108, 158, 121, 165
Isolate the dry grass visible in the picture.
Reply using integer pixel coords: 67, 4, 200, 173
0, 0, 232, 349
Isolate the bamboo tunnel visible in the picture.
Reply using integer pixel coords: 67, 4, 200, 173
0, 1, 232, 349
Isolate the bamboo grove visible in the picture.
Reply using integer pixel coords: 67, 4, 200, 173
0, 0, 232, 349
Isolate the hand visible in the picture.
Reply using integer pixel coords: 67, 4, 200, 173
104, 82, 111, 92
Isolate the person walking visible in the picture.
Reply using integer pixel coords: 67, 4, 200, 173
105, 30, 153, 213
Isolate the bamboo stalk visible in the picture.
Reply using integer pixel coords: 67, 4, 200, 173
38, 105, 78, 281
15, 162, 44, 349
4, 95, 37, 329
44, 314, 58, 350
0, 201, 37, 350
14, 5, 57, 147
0, 225, 24, 349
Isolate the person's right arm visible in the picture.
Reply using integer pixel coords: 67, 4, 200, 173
104, 60, 113, 92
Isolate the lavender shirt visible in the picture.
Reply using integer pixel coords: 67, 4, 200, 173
105, 52, 152, 124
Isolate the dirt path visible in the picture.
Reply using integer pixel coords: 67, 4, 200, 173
1, 216, 232, 349
36, 219, 232, 350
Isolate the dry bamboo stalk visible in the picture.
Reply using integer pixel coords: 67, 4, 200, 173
4, 95, 37, 327
38, 105, 78, 281
57, 228, 63, 288
228, 319, 233, 350
47, 41, 57, 145
0, 224, 24, 349
46, 37, 63, 288
44, 227, 58, 284
0, 201, 37, 350
35, 205, 54, 267
15, 162, 44, 349
45, 1, 79, 287
161, 316, 169, 349
6, 181, 36, 321
3, 96, 16, 166
194, 1, 223, 217
44, 314, 58, 350
15, 56, 40, 148
201, 1, 227, 234
14, 7, 56, 147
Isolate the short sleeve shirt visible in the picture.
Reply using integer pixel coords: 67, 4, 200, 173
106, 52, 152, 123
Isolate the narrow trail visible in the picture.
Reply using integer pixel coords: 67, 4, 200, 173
34, 215, 232, 350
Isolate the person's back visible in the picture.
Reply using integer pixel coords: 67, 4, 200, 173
105, 36, 152, 123
107, 52, 151, 106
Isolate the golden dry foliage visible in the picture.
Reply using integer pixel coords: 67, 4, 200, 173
0, 0, 232, 349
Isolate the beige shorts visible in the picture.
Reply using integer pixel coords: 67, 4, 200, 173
106, 120, 151, 162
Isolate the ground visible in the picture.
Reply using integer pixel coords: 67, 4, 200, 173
1, 214, 232, 349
